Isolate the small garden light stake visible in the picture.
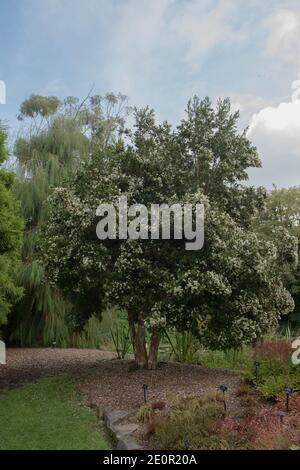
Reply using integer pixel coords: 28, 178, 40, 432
143, 384, 148, 403
284, 386, 293, 413
219, 385, 228, 412
254, 361, 261, 381
277, 410, 288, 425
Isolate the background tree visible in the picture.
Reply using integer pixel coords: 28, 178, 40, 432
41, 98, 297, 368
0, 124, 23, 330
254, 186, 300, 328
7, 93, 129, 346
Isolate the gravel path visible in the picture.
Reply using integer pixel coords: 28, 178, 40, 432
0, 348, 241, 412
0, 348, 115, 389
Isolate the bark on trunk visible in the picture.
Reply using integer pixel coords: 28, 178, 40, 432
128, 311, 136, 348
134, 319, 148, 368
148, 327, 160, 370
127, 313, 161, 369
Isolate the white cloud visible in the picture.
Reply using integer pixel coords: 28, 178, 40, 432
264, 9, 299, 57
108, 0, 246, 108
264, 7, 300, 76
226, 93, 274, 129
169, 0, 245, 65
247, 81, 300, 188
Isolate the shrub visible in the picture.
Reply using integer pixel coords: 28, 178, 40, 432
146, 417, 163, 435
137, 404, 155, 424
244, 338, 300, 400
223, 396, 300, 450
239, 394, 257, 418
254, 371, 300, 400
276, 394, 300, 413
148, 387, 300, 449
249, 407, 300, 450
255, 339, 292, 361
151, 401, 166, 411
150, 394, 232, 450
236, 383, 254, 397
137, 402, 167, 436
256, 375, 289, 399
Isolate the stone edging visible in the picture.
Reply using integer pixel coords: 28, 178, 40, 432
98, 406, 143, 450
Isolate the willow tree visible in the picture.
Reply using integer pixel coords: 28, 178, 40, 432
0, 124, 23, 330
41, 98, 296, 368
8, 93, 129, 345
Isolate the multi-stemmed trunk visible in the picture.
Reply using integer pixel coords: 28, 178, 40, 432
128, 312, 160, 369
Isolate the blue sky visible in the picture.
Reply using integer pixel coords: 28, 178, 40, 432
1, 0, 300, 187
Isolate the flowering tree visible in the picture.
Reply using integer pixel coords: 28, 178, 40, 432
41, 98, 297, 369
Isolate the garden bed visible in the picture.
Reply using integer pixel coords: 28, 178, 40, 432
0, 348, 242, 413
3, 347, 299, 450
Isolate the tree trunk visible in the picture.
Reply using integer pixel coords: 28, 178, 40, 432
127, 313, 161, 369
134, 319, 148, 368
128, 311, 136, 347
148, 327, 160, 370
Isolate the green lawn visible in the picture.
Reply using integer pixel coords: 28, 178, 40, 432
0, 376, 109, 450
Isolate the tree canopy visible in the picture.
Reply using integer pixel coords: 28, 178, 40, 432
41, 98, 297, 368
255, 186, 300, 327
8, 93, 128, 346
0, 125, 23, 329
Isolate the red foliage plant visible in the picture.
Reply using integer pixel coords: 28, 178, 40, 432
276, 394, 300, 413
222, 397, 300, 449
151, 401, 166, 411
254, 339, 292, 361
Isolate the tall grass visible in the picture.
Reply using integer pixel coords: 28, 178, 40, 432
72, 308, 127, 351
197, 346, 253, 370
164, 330, 199, 363
161, 329, 252, 370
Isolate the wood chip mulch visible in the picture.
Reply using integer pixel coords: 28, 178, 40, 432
0, 348, 242, 413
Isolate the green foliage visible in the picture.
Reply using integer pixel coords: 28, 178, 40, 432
150, 381, 300, 450
72, 315, 106, 349
254, 186, 300, 327
8, 261, 71, 346
255, 375, 289, 399
150, 394, 235, 450
8, 93, 128, 346
256, 186, 300, 234
178, 96, 266, 227
137, 403, 156, 424
197, 346, 252, 370
244, 339, 300, 399
164, 330, 199, 363
0, 125, 23, 329
159, 333, 254, 370
0, 377, 109, 450
18, 95, 61, 120
41, 97, 296, 369
110, 316, 131, 359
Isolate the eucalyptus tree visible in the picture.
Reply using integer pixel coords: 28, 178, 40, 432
41, 98, 297, 368
0, 125, 23, 330
9, 93, 129, 345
